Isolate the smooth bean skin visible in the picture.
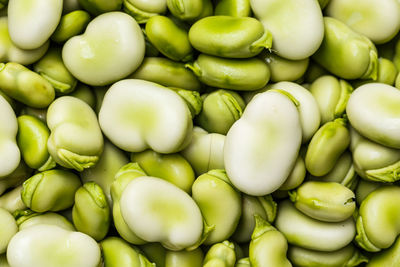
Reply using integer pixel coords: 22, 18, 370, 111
214, 0, 251, 17
131, 150, 195, 193
203, 241, 236, 267
21, 169, 81, 212
47, 96, 104, 171
304, 61, 329, 84
101, 237, 154, 267
189, 16, 272, 58
376, 57, 398, 85
167, 0, 203, 21
19, 107, 47, 123
260, 51, 309, 82
249, 215, 291, 267
99, 79, 192, 154
0, 208, 17, 254
367, 236, 400, 266
63, 12, 145, 86
146, 16, 192, 61
0, 186, 26, 213
224, 90, 302, 196
0, 95, 20, 178
275, 200, 356, 252
165, 248, 203, 267
289, 181, 356, 222
17, 212, 75, 231
308, 151, 357, 189
7, 225, 101, 267
312, 17, 378, 80
305, 118, 350, 177
51, 10, 91, 43
326, 0, 400, 44
120, 177, 205, 251
186, 54, 270, 91
251, 0, 324, 60
63, 0, 81, 13
355, 186, 400, 252
17, 115, 55, 171
232, 195, 277, 243
288, 244, 368, 267
123, 0, 167, 24
267, 81, 321, 143
181, 127, 225, 176
235, 258, 251, 267
310, 75, 353, 124
81, 141, 129, 205
0, 17, 49, 65
69, 83, 96, 109
350, 127, 400, 182
347, 83, 400, 149
279, 155, 306, 191
8, 0, 63, 49
355, 179, 382, 205
195, 90, 245, 135
72, 182, 110, 241
130, 57, 202, 91
78, 0, 122, 15
0, 62, 55, 108
140, 243, 166, 267
111, 163, 147, 245
192, 170, 241, 245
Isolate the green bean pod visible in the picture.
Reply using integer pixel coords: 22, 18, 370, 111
0, 95, 20, 178
195, 89, 245, 135
165, 248, 203, 267
131, 150, 195, 194
355, 186, 400, 252
47, 96, 104, 171
130, 57, 201, 91
189, 16, 272, 58
123, 0, 167, 24
203, 241, 236, 267
51, 10, 91, 43
101, 237, 155, 267
34, 47, 77, 94
146, 15, 192, 61
186, 54, 270, 91
214, 0, 251, 17
192, 169, 241, 244
232, 194, 277, 243
72, 182, 110, 241
288, 244, 368, 267
312, 17, 378, 80
305, 118, 350, 177
0, 62, 55, 108
0, 208, 17, 254
181, 127, 225, 176
350, 127, 400, 182
289, 181, 356, 222
21, 169, 81, 212
78, 0, 122, 15
260, 51, 309, 82
249, 215, 291, 267
0, 17, 49, 65
275, 200, 356, 252
17, 115, 55, 171
110, 163, 147, 245
16, 211, 75, 231
310, 75, 353, 124
81, 141, 129, 205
